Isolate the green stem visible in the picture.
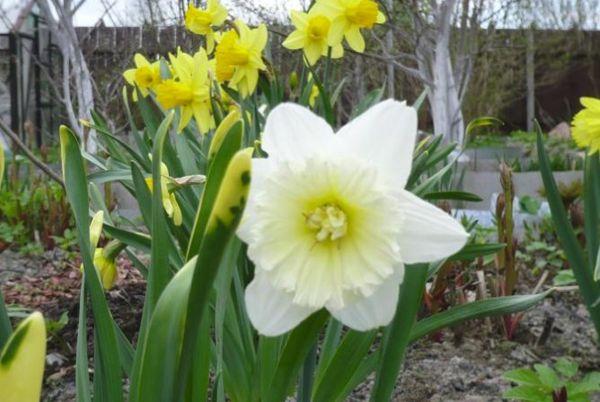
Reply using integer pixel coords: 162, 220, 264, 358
370, 264, 429, 402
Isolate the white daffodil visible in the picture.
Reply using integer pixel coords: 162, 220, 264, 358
238, 100, 469, 336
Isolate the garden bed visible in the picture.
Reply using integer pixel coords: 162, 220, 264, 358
2, 249, 598, 401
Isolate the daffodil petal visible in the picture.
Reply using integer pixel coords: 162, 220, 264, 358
282, 30, 306, 50
261, 103, 334, 161
328, 266, 403, 331
337, 99, 417, 189
345, 27, 365, 52
245, 273, 318, 336
396, 190, 469, 263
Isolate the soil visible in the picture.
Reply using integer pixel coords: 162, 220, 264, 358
1, 248, 598, 402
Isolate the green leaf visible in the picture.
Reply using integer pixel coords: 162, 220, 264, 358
370, 264, 429, 402
465, 116, 503, 137
186, 121, 243, 260
176, 149, 253, 399
412, 89, 428, 112
59, 125, 123, 402
536, 125, 600, 337
554, 358, 578, 379
0, 288, 11, 350
409, 291, 551, 342
75, 281, 92, 402
503, 368, 543, 386
503, 384, 551, 401
534, 364, 561, 388
135, 257, 197, 402
423, 191, 482, 202
312, 330, 376, 402
447, 243, 505, 262
570, 372, 600, 395
553, 270, 576, 286
351, 87, 384, 119
265, 310, 329, 402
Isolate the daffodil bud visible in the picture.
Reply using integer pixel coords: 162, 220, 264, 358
0, 311, 46, 402
289, 71, 299, 90
89, 210, 104, 250
207, 147, 253, 231
145, 162, 183, 226
209, 106, 242, 161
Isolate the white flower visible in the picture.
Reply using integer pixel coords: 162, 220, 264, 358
238, 100, 469, 336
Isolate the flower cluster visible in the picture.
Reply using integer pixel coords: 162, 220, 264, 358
283, 0, 386, 65
571, 97, 600, 154
122, 0, 267, 133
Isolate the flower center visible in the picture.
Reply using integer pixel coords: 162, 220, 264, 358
345, 0, 379, 28
307, 15, 330, 41
156, 80, 194, 108
305, 203, 348, 242
135, 66, 156, 87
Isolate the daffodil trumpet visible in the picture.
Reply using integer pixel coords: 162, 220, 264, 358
238, 100, 469, 336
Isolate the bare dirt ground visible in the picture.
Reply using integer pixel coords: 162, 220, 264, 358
1, 249, 598, 402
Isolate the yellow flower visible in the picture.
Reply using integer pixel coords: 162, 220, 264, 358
572, 97, 600, 154
156, 49, 215, 133
283, 10, 343, 65
185, 0, 228, 53
0, 312, 46, 402
93, 247, 118, 290
215, 20, 267, 98
313, 0, 385, 52
123, 54, 162, 98
309, 82, 320, 107
145, 161, 183, 226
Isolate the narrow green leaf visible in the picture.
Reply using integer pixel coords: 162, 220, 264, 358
447, 243, 505, 262
312, 330, 376, 402
423, 191, 482, 202
176, 149, 253, 399
370, 264, 428, 402
265, 310, 329, 402
75, 282, 91, 402
0, 288, 11, 350
60, 125, 123, 402
410, 291, 551, 342
314, 318, 342, 384
536, 125, 600, 337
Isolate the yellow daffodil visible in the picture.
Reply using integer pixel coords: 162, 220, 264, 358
313, 0, 385, 52
185, 0, 228, 53
215, 20, 267, 98
238, 100, 469, 336
93, 244, 121, 290
123, 54, 162, 98
309, 83, 320, 107
571, 97, 600, 154
0, 312, 46, 402
81, 211, 120, 290
283, 10, 343, 65
156, 49, 215, 133
146, 161, 183, 226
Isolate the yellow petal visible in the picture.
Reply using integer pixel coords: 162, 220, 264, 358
581, 97, 600, 112
376, 10, 386, 24
345, 27, 365, 52
89, 210, 104, 249
123, 69, 136, 85
304, 42, 323, 66
283, 30, 306, 50
290, 10, 308, 29
134, 53, 150, 67
0, 312, 46, 402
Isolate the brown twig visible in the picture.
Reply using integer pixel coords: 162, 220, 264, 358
0, 118, 65, 188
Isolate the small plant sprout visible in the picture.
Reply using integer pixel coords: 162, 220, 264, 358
503, 358, 600, 402
237, 100, 469, 335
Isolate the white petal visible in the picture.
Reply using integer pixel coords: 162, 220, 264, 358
262, 103, 334, 161
337, 99, 417, 189
397, 190, 469, 264
244, 272, 318, 336
329, 266, 403, 331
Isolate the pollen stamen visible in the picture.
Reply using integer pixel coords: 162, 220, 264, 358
305, 203, 348, 242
